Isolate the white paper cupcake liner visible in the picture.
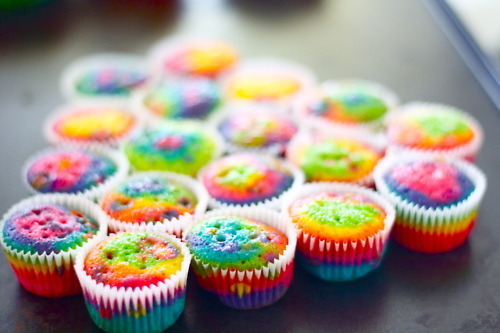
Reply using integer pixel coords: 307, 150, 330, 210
74, 232, 191, 332
101, 171, 209, 237
21, 145, 130, 201
198, 154, 305, 210
385, 102, 484, 161
60, 53, 152, 104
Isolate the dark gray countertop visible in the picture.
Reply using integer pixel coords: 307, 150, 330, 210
1, 0, 499, 332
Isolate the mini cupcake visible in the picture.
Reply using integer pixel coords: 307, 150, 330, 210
199, 153, 304, 209
136, 77, 221, 121
286, 131, 383, 187
61, 53, 150, 103
44, 102, 140, 148
22, 146, 129, 199
101, 171, 208, 237
75, 232, 191, 333
282, 183, 395, 281
386, 102, 483, 161
185, 208, 297, 309
374, 155, 486, 253
222, 58, 316, 112
295, 79, 399, 133
124, 121, 223, 176
213, 103, 298, 155
0, 194, 107, 297
150, 38, 239, 79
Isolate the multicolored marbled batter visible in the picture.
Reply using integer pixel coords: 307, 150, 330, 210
124, 123, 218, 176
101, 174, 198, 223
3, 204, 98, 255
383, 161, 475, 208
289, 137, 381, 182
186, 216, 287, 270
52, 107, 136, 142
143, 78, 220, 120
75, 68, 147, 97
200, 154, 294, 205
218, 111, 297, 149
162, 41, 238, 78
83, 233, 184, 288
227, 74, 301, 101
387, 108, 475, 150
27, 150, 117, 194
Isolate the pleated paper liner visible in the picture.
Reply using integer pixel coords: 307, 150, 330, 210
184, 207, 298, 309
74, 232, 191, 333
385, 102, 484, 162
373, 154, 487, 253
0, 194, 108, 297
102, 171, 209, 238
21, 145, 129, 201
281, 182, 395, 281
197, 154, 305, 211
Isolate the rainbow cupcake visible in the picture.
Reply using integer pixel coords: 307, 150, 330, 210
185, 208, 296, 309
0, 194, 107, 297
75, 232, 191, 333
283, 183, 395, 281
374, 155, 486, 253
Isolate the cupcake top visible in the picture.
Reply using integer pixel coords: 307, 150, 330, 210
74, 67, 147, 98
50, 106, 136, 143
26, 150, 117, 194
200, 154, 294, 205
186, 216, 287, 270
141, 78, 220, 120
387, 106, 475, 150
2, 204, 99, 255
124, 122, 220, 176
288, 136, 381, 183
83, 232, 184, 288
217, 109, 297, 150
383, 161, 475, 208
288, 192, 386, 242
101, 174, 198, 224
227, 74, 302, 102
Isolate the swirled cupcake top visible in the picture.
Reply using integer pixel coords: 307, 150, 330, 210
2, 204, 98, 255
288, 192, 385, 242
289, 137, 381, 182
383, 161, 475, 208
52, 107, 136, 142
143, 78, 220, 120
83, 233, 183, 288
124, 123, 218, 176
26, 150, 117, 194
186, 216, 287, 270
387, 107, 475, 150
75, 68, 147, 97
227, 74, 301, 101
218, 111, 297, 149
101, 174, 198, 223
200, 154, 294, 205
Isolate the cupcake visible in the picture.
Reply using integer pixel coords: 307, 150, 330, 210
374, 155, 487, 253
22, 146, 129, 199
386, 102, 483, 161
282, 183, 395, 281
286, 131, 383, 187
101, 171, 208, 237
124, 121, 223, 176
213, 103, 298, 155
136, 77, 221, 121
199, 153, 304, 209
44, 102, 140, 148
222, 58, 316, 112
60, 53, 150, 103
296, 79, 399, 133
75, 232, 191, 333
185, 208, 297, 309
150, 38, 239, 79
0, 194, 107, 297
